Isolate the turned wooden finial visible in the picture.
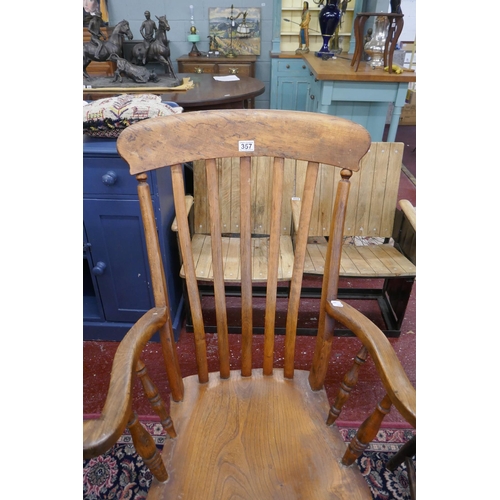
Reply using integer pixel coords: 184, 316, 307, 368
136, 172, 148, 182
340, 168, 352, 180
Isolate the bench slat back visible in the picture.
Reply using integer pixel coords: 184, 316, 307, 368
193, 142, 403, 239
297, 142, 404, 238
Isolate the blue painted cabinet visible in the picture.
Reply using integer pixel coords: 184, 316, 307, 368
83, 136, 184, 341
270, 58, 314, 111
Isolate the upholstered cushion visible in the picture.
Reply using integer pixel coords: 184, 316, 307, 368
83, 94, 182, 138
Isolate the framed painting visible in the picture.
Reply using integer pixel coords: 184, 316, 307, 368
209, 7, 261, 56
83, 0, 109, 27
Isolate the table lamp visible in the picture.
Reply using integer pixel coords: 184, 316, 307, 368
188, 5, 201, 57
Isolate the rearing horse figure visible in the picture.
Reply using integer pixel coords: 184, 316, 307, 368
131, 15, 180, 85
83, 20, 133, 79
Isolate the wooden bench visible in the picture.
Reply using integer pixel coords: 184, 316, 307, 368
173, 142, 416, 336
291, 142, 416, 336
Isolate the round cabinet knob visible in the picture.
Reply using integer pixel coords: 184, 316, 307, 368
102, 171, 117, 185
310, 95, 315, 100
229, 68, 239, 75
286, 64, 290, 69
302, 65, 306, 69
194, 67, 203, 73
92, 262, 107, 276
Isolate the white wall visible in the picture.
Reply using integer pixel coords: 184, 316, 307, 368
369, 0, 416, 42
399, 0, 416, 42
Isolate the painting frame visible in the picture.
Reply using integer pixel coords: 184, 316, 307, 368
83, 0, 109, 27
209, 7, 261, 56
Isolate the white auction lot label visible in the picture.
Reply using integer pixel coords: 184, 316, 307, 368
238, 140, 255, 152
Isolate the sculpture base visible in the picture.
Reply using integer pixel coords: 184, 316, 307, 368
314, 51, 337, 60
83, 73, 183, 90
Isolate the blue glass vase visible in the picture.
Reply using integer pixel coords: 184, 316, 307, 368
317, 0, 341, 56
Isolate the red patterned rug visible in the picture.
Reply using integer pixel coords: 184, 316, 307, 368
83, 421, 415, 499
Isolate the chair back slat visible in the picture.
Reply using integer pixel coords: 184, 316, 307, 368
239, 157, 253, 377
206, 158, 231, 379
116, 110, 371, 386
171, 164, 209, 383
262, 157, 285, 376
284, 161, 320, 378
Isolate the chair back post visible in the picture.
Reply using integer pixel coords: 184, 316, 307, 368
309, 168, 353, 391
136, 173, 184, 401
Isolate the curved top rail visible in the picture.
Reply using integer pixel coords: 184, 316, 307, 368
116, 109, 371, 175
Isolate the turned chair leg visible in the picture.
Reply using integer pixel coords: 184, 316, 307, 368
342, 393, 392, 466
127, 411, 169, 482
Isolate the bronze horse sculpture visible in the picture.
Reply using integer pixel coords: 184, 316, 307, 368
131, 15, 180, 85
84, 20, 133, 79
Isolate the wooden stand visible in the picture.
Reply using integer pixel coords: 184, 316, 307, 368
351, 13, 404, 73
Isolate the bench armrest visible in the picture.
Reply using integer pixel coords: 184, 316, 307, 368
398, 199, 416, 231
171, 195, 194, 232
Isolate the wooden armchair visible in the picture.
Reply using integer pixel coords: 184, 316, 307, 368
83, 110, 416, 499
291, 142, 416, 336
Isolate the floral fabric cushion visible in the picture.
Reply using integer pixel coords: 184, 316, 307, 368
83, 94, 182, 138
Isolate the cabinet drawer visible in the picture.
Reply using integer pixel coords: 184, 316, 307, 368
277, 59, 310, 75
217, 63, 252, 77
180, 62, 216, 74
84, 156, 143, 196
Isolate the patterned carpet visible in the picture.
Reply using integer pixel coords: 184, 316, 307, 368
83, 422, 415, 499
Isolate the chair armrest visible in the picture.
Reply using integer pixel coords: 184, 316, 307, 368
291, 197, 301, 234
171, 195, 194, 232
326, 299, 416, 427
83, 307, 168, 459
398, 199, 416, 232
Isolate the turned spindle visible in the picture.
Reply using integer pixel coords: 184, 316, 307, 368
136, 359, 177, 438
327, 346, 368, 425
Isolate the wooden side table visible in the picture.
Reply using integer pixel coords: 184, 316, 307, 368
83, 74, 265, 111
161, 73, 265, 111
